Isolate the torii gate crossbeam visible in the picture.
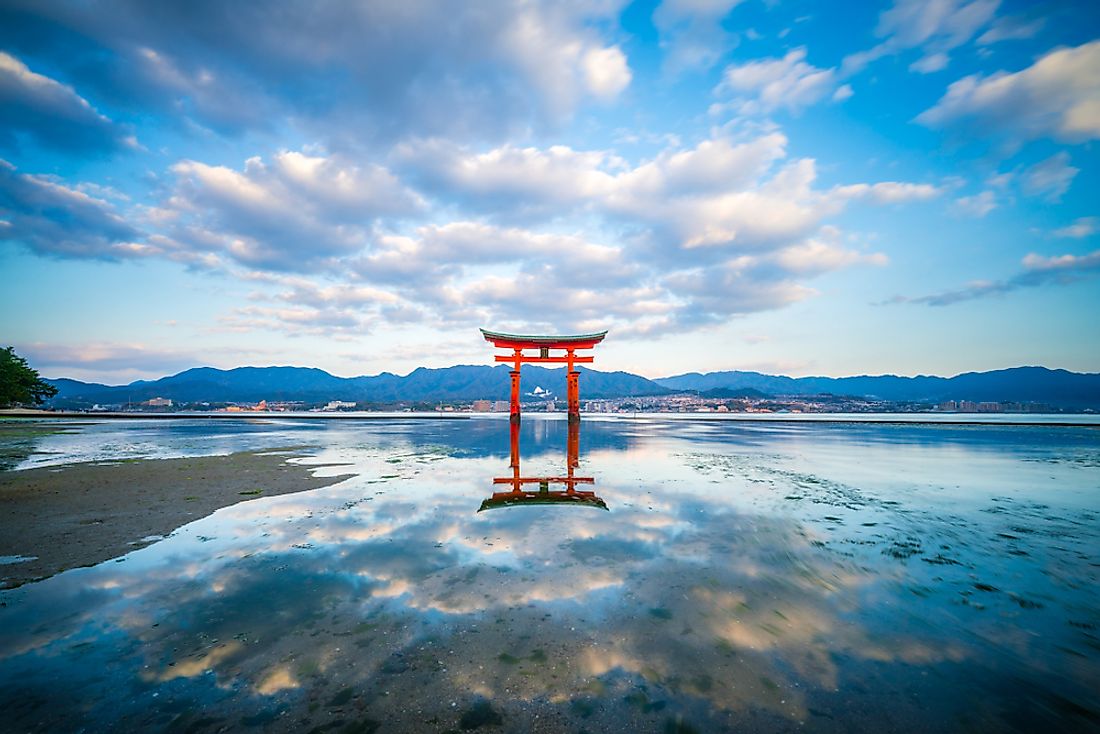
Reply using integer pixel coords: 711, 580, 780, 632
481, 329, 607, 422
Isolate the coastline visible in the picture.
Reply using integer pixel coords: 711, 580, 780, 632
2, 409, 1098, 427
0, 449, 353, 589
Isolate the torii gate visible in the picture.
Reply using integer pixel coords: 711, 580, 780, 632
480, 329, 608, 423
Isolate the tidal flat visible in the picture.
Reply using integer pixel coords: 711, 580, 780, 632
0, 416, 1097, 732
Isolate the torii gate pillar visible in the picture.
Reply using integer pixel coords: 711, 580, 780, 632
509, 370, 522, 423
481, 329, 608, 423
566, 369, 580, 423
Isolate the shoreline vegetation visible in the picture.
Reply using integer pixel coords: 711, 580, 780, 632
0, 449, 352, 589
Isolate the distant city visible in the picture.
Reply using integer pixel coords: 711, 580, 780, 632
88, 393, 1062, 416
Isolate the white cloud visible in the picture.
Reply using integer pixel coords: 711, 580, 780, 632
1022, 249, 1100, 273
917, 40, 1100, 145
716, 48, 840, 115
910, 52, 950, 74
165, 149, 423, 270
652, 0, 745, 72
0, 159, 141, 259
1051, 217, 1098, 239
400, 133, 819, 251
832, 84, 854, 102
834, 181, 943, 204
2, 126, 934, 340
583, 46, 632, 98
0, 51, 136, 152
976, 15, 1044, 45
396, 139, 619, 215
890, 247, 1100, 306
952, 190, 996, 217
664, 265, 816, 323
1020, 152, 1077, 201
773, 239, 888, 274
7, 1, 632, 143
843, 0, 999, 75
877, 0, 998, 51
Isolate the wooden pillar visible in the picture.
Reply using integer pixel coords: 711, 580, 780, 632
510, 369, 521, 423
509, 417, 520, 469
567, 372, 580, 422
567, 418, 579, 470
567, 349, 580, 423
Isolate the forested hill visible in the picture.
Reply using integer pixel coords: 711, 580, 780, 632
46, 365, 670, 406
654, 366, 1100, 408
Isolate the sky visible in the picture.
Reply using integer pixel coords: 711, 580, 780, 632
1, 0, 1098, 384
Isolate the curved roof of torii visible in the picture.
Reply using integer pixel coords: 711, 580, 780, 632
480, 329, 608, 347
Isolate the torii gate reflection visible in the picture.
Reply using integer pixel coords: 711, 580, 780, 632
478, 420, 608, 512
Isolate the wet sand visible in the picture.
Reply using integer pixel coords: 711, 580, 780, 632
0, 450, 350, 588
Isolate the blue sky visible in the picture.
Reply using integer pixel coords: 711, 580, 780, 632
1, 0, 1098, 383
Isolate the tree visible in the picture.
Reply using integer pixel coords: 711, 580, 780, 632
0, 347, 57, 408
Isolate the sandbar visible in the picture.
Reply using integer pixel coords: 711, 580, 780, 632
0, 449, 349, 588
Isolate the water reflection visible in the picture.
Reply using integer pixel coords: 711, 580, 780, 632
0, 417, 1096, 732
0, 419, 86, 471
481, 421, 607, 512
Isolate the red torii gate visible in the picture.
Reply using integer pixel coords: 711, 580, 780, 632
480, 329, 608, 422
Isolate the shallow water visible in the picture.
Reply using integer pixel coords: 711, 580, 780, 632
1, 416, 1098, 732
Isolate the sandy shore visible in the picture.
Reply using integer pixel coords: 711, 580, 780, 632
0, 450, 351, 589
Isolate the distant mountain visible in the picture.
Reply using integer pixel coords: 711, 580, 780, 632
43, 364, 1100, 409
655, 366, 1100, 408
699, 387, 770, 399
46, 364, 670, 407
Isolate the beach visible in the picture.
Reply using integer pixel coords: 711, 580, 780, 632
0, 448, 349, 588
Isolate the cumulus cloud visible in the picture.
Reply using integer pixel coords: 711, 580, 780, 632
0, 0, 632, 144
0, 159, 141, 258
395, 139, 620, 217
652, 0, 745, 72
916, 40, 1100, 146
582, 45, 632, 98
164, 150, 423, 270
399, 131, 930, 262
888, 247, 1100, 306
347, 222, 660, 332
1019, 152, 1078, 201
716, 48, 841, 115
182, 131, 924, 335
0, 51, 135, 152
2, 124, 929, 340
842, 0, 999, 75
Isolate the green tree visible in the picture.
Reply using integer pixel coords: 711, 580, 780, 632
0, 347, 58, 408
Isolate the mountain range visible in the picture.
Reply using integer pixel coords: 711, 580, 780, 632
44, 364, 1100, 409
46, 365, 665, 407
654, 366, 1100, 407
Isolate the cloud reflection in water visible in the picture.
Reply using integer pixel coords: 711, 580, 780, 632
0, 417, 1097, 732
